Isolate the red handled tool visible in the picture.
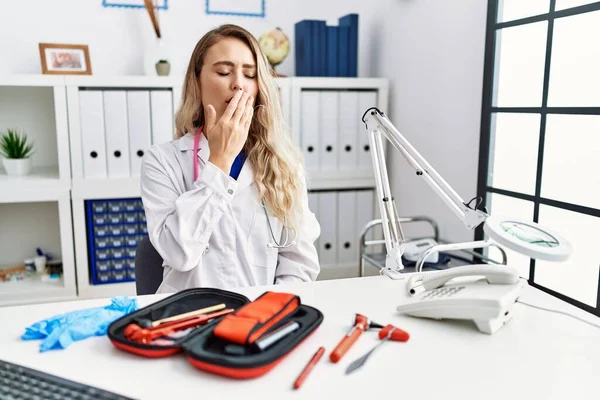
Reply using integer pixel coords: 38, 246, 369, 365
345, 324, 410, 374
124, 308, 234, 344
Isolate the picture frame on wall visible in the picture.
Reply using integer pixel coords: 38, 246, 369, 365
101, 0, 168, 10
206, 0, 265, 18
39, 43, 92, 75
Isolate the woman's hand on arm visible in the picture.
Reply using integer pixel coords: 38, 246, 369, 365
205, 89, 254, 174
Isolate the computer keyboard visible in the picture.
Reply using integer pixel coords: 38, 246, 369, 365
0, 358, 135, 400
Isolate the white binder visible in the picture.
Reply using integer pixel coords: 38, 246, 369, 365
337, 191, 357, 265
338, 91, 359, 170
150, 90, 174, 145
79, 90, 107, 179
301, 91, 320, 172
318, 191, 337, 266
307, 192, 320, 257
358, 91, 378, 170
127, 91, 152, 177
103, 91, 131, 178
356, 190, 375, 243
319, 91, 338, 171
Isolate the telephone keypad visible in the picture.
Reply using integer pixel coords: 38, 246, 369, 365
422, 286, 466, 299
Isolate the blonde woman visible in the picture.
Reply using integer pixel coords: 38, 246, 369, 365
140, 24, 320, 293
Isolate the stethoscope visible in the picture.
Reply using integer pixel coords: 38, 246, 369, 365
193, 128, 295, 249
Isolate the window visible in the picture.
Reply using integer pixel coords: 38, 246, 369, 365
478, 0, 600, 317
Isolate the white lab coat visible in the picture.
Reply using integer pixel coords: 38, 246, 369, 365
140, 132, 321, 294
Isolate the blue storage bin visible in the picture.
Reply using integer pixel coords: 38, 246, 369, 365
112, 259, 126, 271
110, 236, 124, 248
126, 248, 137, 258
96, 260, 111, 272
123, 212, 138, 224
86, 198, 148, 285
124, 224, 138, 235
92, 202, 107, 213
93, 214, 108, 225
108, 213, 123, 225
95, 237, 109, 249
125, 236, 138, 247
108, 225, 123, 236
108, 201, 124, 213
94, 226, 109, 237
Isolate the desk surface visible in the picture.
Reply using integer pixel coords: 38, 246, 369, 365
1, 275, 599, 400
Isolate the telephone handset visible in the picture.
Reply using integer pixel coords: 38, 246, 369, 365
397, 265, 526, 334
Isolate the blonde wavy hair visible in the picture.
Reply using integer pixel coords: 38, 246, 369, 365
175, 24, 305, 233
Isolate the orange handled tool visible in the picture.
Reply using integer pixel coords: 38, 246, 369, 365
330, 324, 365, 363
330, 313, 382, 363
294, 347, 325, 389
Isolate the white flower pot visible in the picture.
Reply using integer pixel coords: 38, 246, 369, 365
144, 38, 170, 76
2, 157, 33, 176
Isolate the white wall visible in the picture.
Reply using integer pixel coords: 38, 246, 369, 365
0, 0, 386, 78
0, 0, 489, 243
374, 0, 488, 244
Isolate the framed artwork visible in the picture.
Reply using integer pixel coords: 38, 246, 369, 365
102, 0, 168, 9
206, 0, 265, 17
39, 43, 92, 75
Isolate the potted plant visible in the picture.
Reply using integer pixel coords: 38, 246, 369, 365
155, 59, 170, 76
0, 128, 34, 176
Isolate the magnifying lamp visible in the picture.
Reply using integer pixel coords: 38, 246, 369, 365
361, 107, 572, 279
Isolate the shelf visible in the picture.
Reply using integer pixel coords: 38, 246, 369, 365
0, 275, 76, 307
77, 281, 137, 300
0, 166, 69, 203
72, 178, 141, 200
0, 75, 66, 87
64, 75, 181, 88
292, 77, 388, 90
306, 170, 375, 191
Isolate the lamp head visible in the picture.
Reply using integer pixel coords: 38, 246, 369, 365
483, 215, 572, 262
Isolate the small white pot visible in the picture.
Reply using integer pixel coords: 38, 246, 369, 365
2, 157, 33, 176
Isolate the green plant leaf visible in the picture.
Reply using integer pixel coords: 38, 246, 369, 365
0, 128, 34, 159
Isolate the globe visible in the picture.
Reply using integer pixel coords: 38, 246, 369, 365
258, 27, 290, 69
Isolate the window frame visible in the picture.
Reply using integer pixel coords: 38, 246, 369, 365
477, 0, 600, 317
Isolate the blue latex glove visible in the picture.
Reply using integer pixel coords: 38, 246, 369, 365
22, 297, 138, 352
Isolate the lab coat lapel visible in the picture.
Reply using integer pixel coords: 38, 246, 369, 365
178, 132, 210, 163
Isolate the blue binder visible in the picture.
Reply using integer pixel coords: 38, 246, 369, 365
326, 26, 339, 77
312, 20, 327, 76
294, 21, 306, 76
338, 26, 350, 77
294, 20, 312, 76
339, 14, 358, 77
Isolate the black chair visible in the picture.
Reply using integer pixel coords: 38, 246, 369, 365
134, 236, 164, 295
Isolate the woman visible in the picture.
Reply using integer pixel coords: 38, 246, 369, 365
140, 24, 320, 293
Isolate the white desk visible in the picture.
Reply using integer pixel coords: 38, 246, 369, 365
1, 275, 599, 400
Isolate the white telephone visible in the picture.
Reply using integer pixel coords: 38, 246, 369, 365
396, 265, 526, 334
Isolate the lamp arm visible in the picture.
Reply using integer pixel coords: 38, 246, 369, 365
362, 107, 489, 276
